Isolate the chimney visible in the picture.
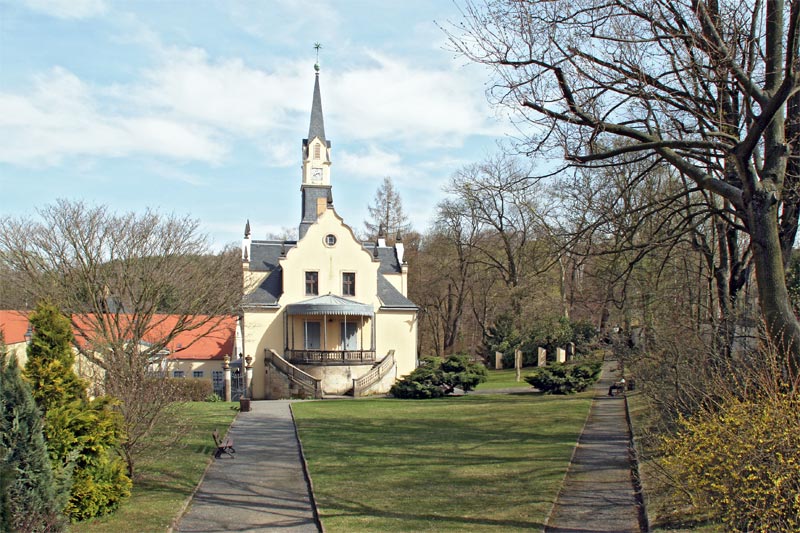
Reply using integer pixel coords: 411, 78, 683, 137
394, 232, 405, 264
316, 197, 327, 216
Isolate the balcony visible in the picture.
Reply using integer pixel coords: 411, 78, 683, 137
287, 349, 376, 365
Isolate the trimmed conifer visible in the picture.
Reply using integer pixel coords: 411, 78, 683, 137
23, 302, 131, 522
1, 348, 67, 532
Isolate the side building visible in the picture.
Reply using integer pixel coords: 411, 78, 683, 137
240, 66, 418, 399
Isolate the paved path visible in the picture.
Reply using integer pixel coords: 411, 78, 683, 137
545, 360, 641, 533
175, 400, 319, 533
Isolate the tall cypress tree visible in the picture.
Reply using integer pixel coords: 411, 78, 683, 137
23, 302, 131, 522
23, 302, 86, 415
1, 346, 66, 532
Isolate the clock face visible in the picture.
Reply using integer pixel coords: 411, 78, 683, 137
311, 167, 323, 182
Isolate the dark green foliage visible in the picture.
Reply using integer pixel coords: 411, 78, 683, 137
391, 355, 488, 399
390, 358, 447, 399
440, 353, 489, 392
524, 361, 602, 394
1, 350, 67, 532
484, 315, 598, 368
481, 313, 523, 365
23, 302, 131, 522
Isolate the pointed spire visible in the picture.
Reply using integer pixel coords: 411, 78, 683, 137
308, 69, 326, 143
244, 219, 251, 238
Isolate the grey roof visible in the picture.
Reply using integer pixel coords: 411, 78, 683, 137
242, 240, 290, 307
377, 275, 417, 310
362, 244, 402, 274
242, 268, 282, 307
307, 73, 326, 143
248, 241, 295, 272
286, 294, 373, 316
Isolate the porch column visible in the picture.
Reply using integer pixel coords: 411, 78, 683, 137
371, 315, 376, 351
223, 355, 232, 402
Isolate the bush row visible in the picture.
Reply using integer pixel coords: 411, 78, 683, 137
524, 361, 602, 394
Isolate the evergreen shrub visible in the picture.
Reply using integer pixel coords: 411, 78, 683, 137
1, 351, 67, 532
390, 355, 488, 399
23, 301, 131, 522
524, 361, 602, 394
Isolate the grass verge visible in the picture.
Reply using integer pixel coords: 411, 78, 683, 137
475, 368, 534, 390
293, 393, 591, 532
71, 401, 238, 533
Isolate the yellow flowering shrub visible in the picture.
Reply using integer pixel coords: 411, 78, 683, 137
661, 394, 800, 532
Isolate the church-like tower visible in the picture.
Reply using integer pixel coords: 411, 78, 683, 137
299, 64, 333, 239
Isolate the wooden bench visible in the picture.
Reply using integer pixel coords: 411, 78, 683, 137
213, 429, 235, 459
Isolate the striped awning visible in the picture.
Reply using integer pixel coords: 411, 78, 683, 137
285, 294, 373, 316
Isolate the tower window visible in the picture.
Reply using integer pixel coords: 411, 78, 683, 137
342, 272, 355, 296
305, 271, 319, 295
314, 143, 321, 159
325, 234, 337, 246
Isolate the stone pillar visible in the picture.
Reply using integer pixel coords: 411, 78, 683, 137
566, 342, 575, 361
244, 355, 253, 398
223, 355, 232, 402
538, 347, 547, 367
495, 351, 503, 370
556, 347, 566, 363
515, 349, 522, 382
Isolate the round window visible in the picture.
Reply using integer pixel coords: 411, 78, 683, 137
325, 234, 337, 246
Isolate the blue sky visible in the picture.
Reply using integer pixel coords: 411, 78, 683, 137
0, 0, 511, 249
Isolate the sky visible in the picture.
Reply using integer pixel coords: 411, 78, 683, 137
0, 0, 514, 250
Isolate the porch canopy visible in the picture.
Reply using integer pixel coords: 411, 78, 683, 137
286, 293, 373, 316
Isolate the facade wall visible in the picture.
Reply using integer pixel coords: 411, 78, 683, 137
242, 308, 282, 399
375, 310, 419, 378
280, 209, 380, 306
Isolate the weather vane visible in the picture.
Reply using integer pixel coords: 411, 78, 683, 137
314, 42, 322, 71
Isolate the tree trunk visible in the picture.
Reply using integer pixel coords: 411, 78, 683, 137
749, 192, 800, 376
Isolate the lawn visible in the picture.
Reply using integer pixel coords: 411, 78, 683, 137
475, 368, 535, 390
71, 401, 238, 533
292, 392, 592, 532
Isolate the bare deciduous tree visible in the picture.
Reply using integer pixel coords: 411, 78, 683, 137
450, 0, 800, 372
0, 200, 241, 475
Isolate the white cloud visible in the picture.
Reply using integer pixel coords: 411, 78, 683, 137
0, 42, 503, 170
23, 0, 106, 19
132, 47, 308, 136
328, 52, 503, 146
0, 67, 224, 166
337, 146, 407, 180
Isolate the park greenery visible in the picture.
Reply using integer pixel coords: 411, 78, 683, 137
293, 393, 593, 532
23, 302, 131, 522
1, 344, 66, 532
4, 0, 800, 528
524, 361, 602, 395
390, 354, 488, 398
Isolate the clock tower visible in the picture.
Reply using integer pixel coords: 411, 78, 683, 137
299, 63, 333, 238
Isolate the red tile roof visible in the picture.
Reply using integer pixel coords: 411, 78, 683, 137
0, 310, 30, 344
1, 310, 235, 360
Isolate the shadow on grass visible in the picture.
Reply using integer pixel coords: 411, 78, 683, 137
321, 493, 546, 530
